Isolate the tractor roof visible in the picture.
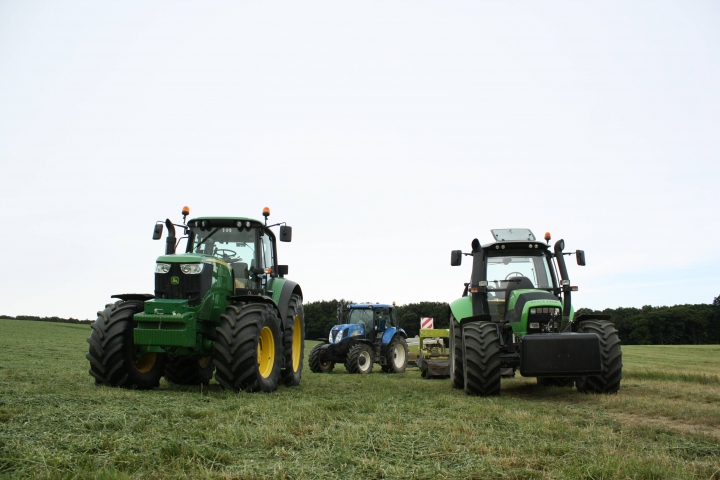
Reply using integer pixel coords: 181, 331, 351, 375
348, 303, 394, 309
188, 217, 264, 227
482, 228, 549, 253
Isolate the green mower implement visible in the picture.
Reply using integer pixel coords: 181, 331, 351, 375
87, 206, 304, 392
449, 229, 622, 396
416, 328, 451, 378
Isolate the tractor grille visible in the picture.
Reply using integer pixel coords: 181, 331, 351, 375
154, 263, 212, 306
527, 308, 561, 333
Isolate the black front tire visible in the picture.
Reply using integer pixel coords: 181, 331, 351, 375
308, 344, 334, 373
86, 300, 166, 389
214, 304, 282, 392
449, 318, 464, 389
345, 344, 374, 374
281, 294, 305, 386
381, 336, 408, 373
576, 320, 623, 393
164, 356, 214, 385
462, 322, 501, 396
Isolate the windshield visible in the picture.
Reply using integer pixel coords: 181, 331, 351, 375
486, 254, 552, 289
485, 254, 554, 321
347, 309, 374, 333
190, 227, 256, 266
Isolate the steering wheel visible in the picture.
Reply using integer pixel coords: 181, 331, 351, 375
505, 272, 524, 280
215, 249, 238, 260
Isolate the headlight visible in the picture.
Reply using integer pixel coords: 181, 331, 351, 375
335, 330, 344, 343
180, 264, 204, 274
329, 331, 334, 342
155, 263, 171, 274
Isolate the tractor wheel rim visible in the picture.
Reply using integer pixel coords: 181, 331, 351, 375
257, 326, 275, 379
393, 344, 406, 368
133, 353, 157, 374
359, 351, 371, 372
198, 356, 211, 369
292, 315, 302, 371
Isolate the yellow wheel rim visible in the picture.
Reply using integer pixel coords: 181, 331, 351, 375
133, 353, 157, 374
198, 356, 211, 368
292, 315, 302, 371
257, 326, 275, 379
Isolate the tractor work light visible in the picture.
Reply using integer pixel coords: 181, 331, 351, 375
180, 264, 204, 275
555, 308, 560, 315
530, 322, 540, 329
530, 308, 536, 314
155, 263, 171, 274
561, 280, 570, 286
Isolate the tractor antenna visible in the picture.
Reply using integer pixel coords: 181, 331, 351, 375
182, 206, 190, 225
262, 207, 270, 226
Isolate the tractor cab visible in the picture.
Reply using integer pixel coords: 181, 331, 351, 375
451, 228, 586, 334
338, 304, 398, 341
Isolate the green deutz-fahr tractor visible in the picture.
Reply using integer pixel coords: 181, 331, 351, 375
86, 206, 304, 392
449, 228, 622, 396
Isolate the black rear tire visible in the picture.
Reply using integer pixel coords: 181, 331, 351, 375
345, 344, 374, 374
462, 322, 501, 396
86, 300, 166, 389
381, 336, 408, 373
576, 320, 623, 393
164, 356, 214, 385
449, 318, 464, 389
537, 377, 575, 387
214, 303, 282, 392
308, 344, 334, 373
281, 294, 305, 386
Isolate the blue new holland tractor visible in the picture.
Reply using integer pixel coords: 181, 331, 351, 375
309, 303, 409, 374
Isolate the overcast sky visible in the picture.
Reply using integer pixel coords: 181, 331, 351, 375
1, 1, 719, 319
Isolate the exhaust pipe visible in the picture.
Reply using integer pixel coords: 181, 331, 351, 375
165, 219, 176, 255
553, 239, 572, 323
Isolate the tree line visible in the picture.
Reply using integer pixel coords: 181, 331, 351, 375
305, 296, 720, 345
3, 295, 719, 345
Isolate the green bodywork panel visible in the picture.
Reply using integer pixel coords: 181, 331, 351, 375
449, 297, 474, 323
449, 290, 572, 337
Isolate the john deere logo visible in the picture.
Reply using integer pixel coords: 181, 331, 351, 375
171, 276, 180, 285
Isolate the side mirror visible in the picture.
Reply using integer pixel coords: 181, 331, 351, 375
277, 265, 289, 276
450, 250, 462, 266
576, 250, 586, 266
152, 224, 163, 240
279, 226, 292, 242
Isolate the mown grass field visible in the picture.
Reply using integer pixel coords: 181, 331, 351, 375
1, 319, 719, 479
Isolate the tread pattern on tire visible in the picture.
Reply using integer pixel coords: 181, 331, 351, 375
308, 344, 334, 373
450, 318, 464, 389
281, 294, 304, 386
164, 357, 214, 385
576, 320, 622, 393
345, 344, 373, 374
213, 303, 282, 392
381, 336, 408, 374
462, 322, 501, 396
86, 300, 166, 390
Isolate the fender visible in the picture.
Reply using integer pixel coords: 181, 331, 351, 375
449, 296, 474, 323
381, 327, 407, 345
274, 279, 303, 323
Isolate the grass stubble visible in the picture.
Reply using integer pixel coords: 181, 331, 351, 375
0, 319, 718, 479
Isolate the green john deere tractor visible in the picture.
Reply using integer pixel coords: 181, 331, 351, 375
86, 206, 304, 392
449, 228, 622, 396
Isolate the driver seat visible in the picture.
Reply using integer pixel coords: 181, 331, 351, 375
232, 262, 249, 290
505, 276, 534, 295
